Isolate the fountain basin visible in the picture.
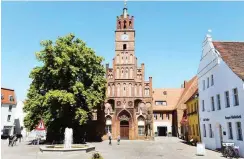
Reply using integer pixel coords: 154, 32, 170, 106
39, 144, 95, 153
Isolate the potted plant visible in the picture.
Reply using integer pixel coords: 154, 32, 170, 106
168, 132, 172, 137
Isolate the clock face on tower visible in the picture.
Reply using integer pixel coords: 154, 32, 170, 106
121, 34, 129, 41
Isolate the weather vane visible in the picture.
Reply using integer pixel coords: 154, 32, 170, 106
124, 0, 127, 8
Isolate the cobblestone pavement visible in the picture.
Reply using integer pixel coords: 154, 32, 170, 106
1, 137, 225, 159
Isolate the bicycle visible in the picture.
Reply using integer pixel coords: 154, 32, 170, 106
222, 143, 240, 159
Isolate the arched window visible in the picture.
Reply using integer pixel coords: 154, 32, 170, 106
117, 84, 120, 97
145, 88, 150, 96
125, 68, 129, 79
139, 85, 142, 97
130, 68, 133, 78
130, 54, 133, 63
112, 84, 115, 96
106, 116, 112, 133
121, 68, 124, 78
123, 83, 126, 96
138, 117, 145, 136
134, 84, 137, 96
116, 67, 119, 78
129, 21, 132, 27
129, 83, 132, 96
123, 44, 127, 50
123, 20, 126, 29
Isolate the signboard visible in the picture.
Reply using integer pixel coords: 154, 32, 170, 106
35, 120, 46, 131
225, 115, 241, 120
35, 120, 46, 139
196, 143, 206, 156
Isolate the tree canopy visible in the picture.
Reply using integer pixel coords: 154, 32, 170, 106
23, 34, 106, 141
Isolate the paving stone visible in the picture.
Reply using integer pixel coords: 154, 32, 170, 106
2, 137, 225, 159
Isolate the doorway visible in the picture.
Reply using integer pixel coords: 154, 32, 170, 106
158, 126, 167, 136
120, 121, 129, 139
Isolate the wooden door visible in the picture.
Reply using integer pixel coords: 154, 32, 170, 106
120, 121, 129, 139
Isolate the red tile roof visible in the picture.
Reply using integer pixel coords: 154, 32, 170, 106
175, 76, 198, 110
213, 42, 244, 80
1, 88, 17, 104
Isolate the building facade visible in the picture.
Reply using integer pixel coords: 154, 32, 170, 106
152, 88, 183, 137
1, 88, 17, 136
14, 101, 28, 138
198, 34, 244, 156
185, 89, 201, 143
103, 5, 153, 140
174, 76, 198, 138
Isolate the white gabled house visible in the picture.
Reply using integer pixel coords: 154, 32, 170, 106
197, 34, 244, 156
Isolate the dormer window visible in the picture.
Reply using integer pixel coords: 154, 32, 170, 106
9, 95, 14, 102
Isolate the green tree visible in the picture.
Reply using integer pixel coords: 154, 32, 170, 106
23, 34, 106, 142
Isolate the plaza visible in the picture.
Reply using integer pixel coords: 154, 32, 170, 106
1, 137, 223, 159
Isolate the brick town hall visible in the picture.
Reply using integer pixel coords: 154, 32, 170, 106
103, 3, 153, 140
101, 3, 196, 140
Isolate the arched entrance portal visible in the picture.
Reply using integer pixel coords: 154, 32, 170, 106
120, 120, 129, 139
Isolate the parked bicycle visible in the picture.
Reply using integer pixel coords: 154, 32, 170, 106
222, 142, 240, 159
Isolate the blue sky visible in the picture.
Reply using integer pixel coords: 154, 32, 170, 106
2, 1, 244, 101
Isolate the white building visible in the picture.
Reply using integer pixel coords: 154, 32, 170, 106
198, 34, 244, 156
14, 101, 28, 138
1, 88, 17, 136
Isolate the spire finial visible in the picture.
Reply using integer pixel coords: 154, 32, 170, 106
123, 0, 128, 18
207, 29, 212, 38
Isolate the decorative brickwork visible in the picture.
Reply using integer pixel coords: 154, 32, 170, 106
103, 5, 153, 140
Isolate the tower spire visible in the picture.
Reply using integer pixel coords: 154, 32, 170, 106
123, 0, 128, 18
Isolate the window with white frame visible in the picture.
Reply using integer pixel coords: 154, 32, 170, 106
138, 126, 144, 136
1, 94, 4, 100
209, 124, 214, 138
203, 124, 206, 137
236, 122, 243, 141
233, 88, 239, 106
211, 96, 215, 111
105, 117, 112, 133
7, 115, 11, 122
228, 122, 233, 139
9, 95, 14, 102
202, 80, 205, 90
145, 88, 150, 96
207, 77, 210, 88
217, 94, 221, 110
211, 74, 214, 86
202, 100, 205, 112
8, 105, 12, 112
225, 91, 230, 108
105, 125, 112, 133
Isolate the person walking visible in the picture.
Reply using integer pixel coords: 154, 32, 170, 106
117, 134, 120, 145
108, 131, 112, 145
